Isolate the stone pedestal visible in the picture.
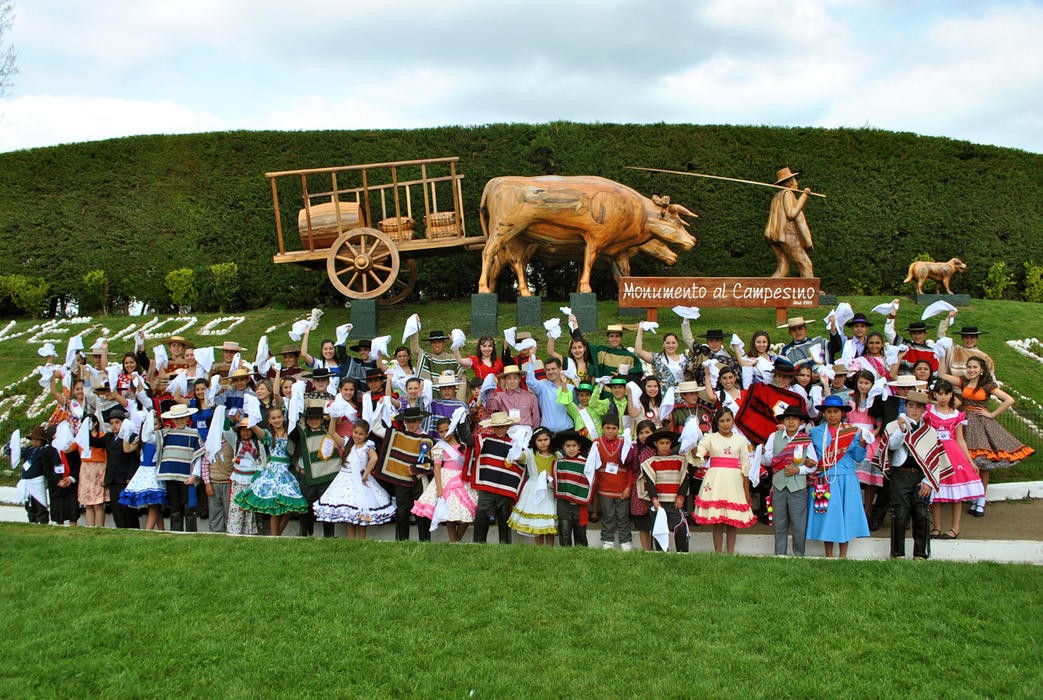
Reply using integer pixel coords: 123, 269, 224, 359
819, 293, 838, 306
350, 299, 379, 340
569, 292, 598, 334
471, 293, 499, 336
515, 296, 542, 328
913, 293, 971, 306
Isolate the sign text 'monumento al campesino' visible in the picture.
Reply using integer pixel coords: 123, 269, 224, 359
618, 277, 821, 308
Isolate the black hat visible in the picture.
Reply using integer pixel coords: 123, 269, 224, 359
351, 339, 373, 352
958, 326, 986, 336
427, 330, 450, 342
779, 404, 810, 421
396, 406, 430, 422
702, 329, 725, 340
772, 358, 797, 376
550, 430, 592, 455
309, 367, 332, 381
103, 407, 128, 421
303, 405, 325, 419
645, 429, 679, 449
365, 368, 385, 382
845, 312, 873, 328
903, 321, 929, 332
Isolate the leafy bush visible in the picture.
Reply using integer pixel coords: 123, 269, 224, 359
80, 269, 109, 314
1023, 261, 1043, 303
980, 261, 1014, 300
165, 268, 197, 311
208, 262, 240, 312
0, 274, 50, 317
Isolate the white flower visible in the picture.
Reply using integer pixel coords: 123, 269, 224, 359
197, 316, 246, 336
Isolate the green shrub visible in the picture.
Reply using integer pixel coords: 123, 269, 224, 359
209, 262, 240, 312
165, 268, 197, 311
0, 274, 50, 317
1023, 261, 1043, 303
80, 269, 109, 314
980, 261, 1013, 300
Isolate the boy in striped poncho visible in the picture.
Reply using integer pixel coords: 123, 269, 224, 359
551, 430, 594, 547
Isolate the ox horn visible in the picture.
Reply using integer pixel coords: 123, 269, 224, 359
668, 203, 698, 219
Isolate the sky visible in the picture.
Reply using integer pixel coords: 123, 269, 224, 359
0, 0, 1041, 154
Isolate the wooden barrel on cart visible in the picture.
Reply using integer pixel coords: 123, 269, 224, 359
297, 201, 363, 249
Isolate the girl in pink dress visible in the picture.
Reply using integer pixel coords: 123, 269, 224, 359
848, 370, 883, 515
925, 379, 984, 539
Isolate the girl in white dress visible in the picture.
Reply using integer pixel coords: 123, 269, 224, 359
313, 419, 395, 538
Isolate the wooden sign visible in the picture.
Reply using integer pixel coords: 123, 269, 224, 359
618, 277, 820, 308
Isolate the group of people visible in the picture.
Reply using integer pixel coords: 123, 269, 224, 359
14, 299, 1033, 559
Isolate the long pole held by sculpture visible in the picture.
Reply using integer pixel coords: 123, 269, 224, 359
626, 166, 828, 198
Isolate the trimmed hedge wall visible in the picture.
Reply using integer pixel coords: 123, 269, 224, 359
0, 123, 1040, 310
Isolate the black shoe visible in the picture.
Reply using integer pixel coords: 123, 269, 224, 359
868, 519, 882, 532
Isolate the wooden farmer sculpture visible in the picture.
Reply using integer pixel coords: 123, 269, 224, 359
477, 175, 697, 295
904, 257, 968, 295
764, 167, 815, 278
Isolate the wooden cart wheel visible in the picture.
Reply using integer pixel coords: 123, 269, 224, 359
379, 258, 417, 306
326, 227, 400, 299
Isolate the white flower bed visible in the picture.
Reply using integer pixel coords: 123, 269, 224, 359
198, 315, 246, 336
133, 316, 199, 340
1006, 338, 1043, 365
26, 317, 94, 344
0, 367, 41, 398
0, 394, 28, 423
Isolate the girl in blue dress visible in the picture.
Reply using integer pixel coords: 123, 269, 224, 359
119, 411, 168, 531
806, 395, 870, 558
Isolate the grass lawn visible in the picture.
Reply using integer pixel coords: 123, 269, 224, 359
1, 524, 1041, 697
1, 296, 1040, 481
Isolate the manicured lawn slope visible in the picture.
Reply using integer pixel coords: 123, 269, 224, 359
1, 525, 1041, 697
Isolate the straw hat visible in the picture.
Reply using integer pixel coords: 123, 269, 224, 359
229, 368, 252, 380
169, 336, 186, 345
905, 390, 931, 406
677, 380, 703, 394
161, 403, 198, 420
774, 167, 799, 184
887, 375, 927, 389
479, 411, 517, 428
433, 370, 464, 388
281, 344, 301, 355
499, 365, 523, 379
777, 317, 814, 329
221, 341, 241, 352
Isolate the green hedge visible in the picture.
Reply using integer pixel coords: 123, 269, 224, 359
1, 123, 1040, 308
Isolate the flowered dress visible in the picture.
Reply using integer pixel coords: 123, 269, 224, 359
414, 440, 479, 525
227, 437, 263, 535
507, 451, 557, 535
313, 440, 395, 525
849, 400, 883, 487
119, 436, 168, 508
651, 353, 691, 392
235, 433, 309, 515
925, 406, 985, 503
693, 432, 756, 527
959, 381, 1034, 470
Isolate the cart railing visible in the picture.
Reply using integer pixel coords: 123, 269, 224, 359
267, 156, 468, 255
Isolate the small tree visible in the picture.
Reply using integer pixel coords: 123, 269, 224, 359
209, 262, 239, 312
165, 268, 197, 312
81, 269, 109, 314
980, 261, 1014, 300
1023, 261, 1043, 304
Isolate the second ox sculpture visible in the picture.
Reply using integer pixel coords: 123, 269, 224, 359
477, 175, 698, 295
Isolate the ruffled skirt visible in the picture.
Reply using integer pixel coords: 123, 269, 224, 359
693, 466, 756, 528
412, 466, 478, 524
508, 477, 557, 535
235, 461, 309, 515
314, 468, 395, 525
934, 442, 985, 502
119, 466, 168, 508
964, 412, 1034, 470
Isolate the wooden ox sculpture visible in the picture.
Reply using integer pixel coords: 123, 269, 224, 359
477, 176, 697, 295
903, 257, 968, 295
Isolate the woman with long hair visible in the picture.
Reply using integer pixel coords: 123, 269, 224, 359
634, 326, 691, 392
454, 335, 503, 382
627, 375, 664, 428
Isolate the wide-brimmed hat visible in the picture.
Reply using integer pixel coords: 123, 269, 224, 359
103, 406, 128, 421
479, 411, 517, 428
645, 429, 679, 448
427, 330, 450, 342
169, 335, 187, 345
281, 344, 301, 355
779, 404, 810, 421
396, 406, 430, 422
702, 329, 725, 340
365, 368, 385, 382
677, 380, 703, 394
499, 364, 522, 379
774, 167, 799, 184
815, 395, 852, 413
29, 425, 48, 442
845, 313, 872, 328
905, 390, 931, 406
576, 382, 595, 393
606, 324, 625, 335
830, 363, 850, 376
229, 367, 252, 380
777, 317, 814, 329
350, 339, 372, 352
958, 326, 986, 336
308, 367, 332, 381
887, 375, 928, 388
903, 321, 929, 333
433, 370, 464, 388
221, 341, 241, 352
608, 376, 628, 386
772, 358, 798, 376
161, 403, 198, 420
551, 430, 592, 455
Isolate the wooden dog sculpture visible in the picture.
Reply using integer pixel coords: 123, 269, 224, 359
904, 257, 967, 295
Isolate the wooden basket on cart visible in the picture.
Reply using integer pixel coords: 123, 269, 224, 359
425, 212, 460, 239
377, 216, 416, 242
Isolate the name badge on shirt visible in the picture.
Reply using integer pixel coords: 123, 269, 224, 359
605, 462, 619, 475
508, 409, 520, 421
54, 465, 65, 474
937, 429, 950, 441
